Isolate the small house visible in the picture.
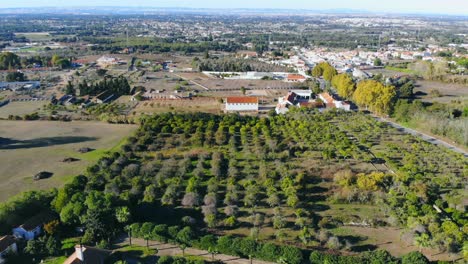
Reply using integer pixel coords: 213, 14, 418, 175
0, 236, 17, 264
64, 245, 112, 264
225, 97, 259, 112
12, 212, 56, 240
286, 74, 307, 83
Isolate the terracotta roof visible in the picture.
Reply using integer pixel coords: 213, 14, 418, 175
287, 74, 306, 80
319, 92, 334, 104
226, 97, 258, 104
0, 236, 15, 253
64, 245, 112, 264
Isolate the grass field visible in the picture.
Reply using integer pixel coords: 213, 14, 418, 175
0, 101, 47, 118
0, 120, 136, 201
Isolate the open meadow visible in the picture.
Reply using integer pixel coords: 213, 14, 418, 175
0, 120, 136, 201
0, 101, 47, 118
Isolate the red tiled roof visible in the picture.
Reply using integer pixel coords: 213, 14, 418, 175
319, 92, 334, 104
226, 97, 258, 104
287, 74, 306, 80
286, 92, 297, 103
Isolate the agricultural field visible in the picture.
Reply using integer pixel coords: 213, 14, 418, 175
413, 80, 468, 103
133, 97, 222, 115
0, 120, 136, 201
0, 101, 48, 118
46, 110, 466, 261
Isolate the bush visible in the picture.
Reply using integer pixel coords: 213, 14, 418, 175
280, 245, 303, 264
401, 251, 429, 264
258, 243, 280, 261
197, 235, 217, 250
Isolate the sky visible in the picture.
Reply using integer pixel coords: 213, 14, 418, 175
2, 0, 468, 15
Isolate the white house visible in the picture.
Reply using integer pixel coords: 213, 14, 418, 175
0, 236, 17, 263
64, 245, 112, 264
12, 212, 55, 241
225, 97, 259, 112
319, 92, 351, 111
275, 90, 312, 114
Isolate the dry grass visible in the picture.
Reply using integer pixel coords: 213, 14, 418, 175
0, 101, 47, 118
0, 120, 136, 201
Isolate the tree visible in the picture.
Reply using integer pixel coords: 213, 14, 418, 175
280, 245, 303, 264
176, 226, 194, 246
353, 80, 396, 114
65, 81, 76, 95
44, 220, 60, 236
5, 71, 26, 82
331, 73, 355, 99
374, 58, 383, 66
240, 86, 246, 95
0, 52, 20, 70
208, 246, 219, 261
401, 251, 429, 264
312, 62, 337, 82
115, 206, 131, 224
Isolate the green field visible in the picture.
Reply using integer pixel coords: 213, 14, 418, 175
52, 110, 463, 261
0, 120, 136, 201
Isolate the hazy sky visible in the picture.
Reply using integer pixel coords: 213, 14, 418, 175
3, 0, 468, 15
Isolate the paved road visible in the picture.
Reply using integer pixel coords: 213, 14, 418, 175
116, 237, 274, 264
373, 115, 468, 157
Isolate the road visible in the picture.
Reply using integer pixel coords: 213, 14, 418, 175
372, 115, 468, 157
115, 236, 274, 264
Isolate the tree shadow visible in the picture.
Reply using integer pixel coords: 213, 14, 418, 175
0, 136, 98, 150
351, 244, 378, 252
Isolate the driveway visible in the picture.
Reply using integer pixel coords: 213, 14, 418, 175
115, 236, 275, 264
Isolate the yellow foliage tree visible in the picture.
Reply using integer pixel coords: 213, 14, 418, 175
353, 80, 396, 114
331, 74, 355, 99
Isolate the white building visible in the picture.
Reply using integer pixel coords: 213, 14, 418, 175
225, 97, 259, 112
0, 236, 17, 264
12, 212, 55, 241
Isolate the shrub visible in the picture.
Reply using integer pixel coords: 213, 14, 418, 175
280, 245, 303, 264
401, 251, 429, 264
197, 235, 217, 250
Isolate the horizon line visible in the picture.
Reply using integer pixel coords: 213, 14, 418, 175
0, 6, 467, 17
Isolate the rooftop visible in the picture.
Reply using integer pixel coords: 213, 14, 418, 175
18, 211, 56, 231
0, 235, 15, 253
226, 97, 258, 104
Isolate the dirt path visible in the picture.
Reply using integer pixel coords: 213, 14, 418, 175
116, 237, 274, 264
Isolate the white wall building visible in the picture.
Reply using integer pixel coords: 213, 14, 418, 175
225, 97, 259, 112
0, 236, 17, 264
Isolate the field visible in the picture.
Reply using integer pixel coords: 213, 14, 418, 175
133, 97, 223, 115
414, 80, 468, 103
0, 120, 136, 201
0, 101, 47, 118
56, 111, 465, 261
14, 32, 52, 41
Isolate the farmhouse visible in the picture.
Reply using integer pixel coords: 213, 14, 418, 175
96, 56, 124, 68
0, 236, 17, 264
225, 97, 259, 112
286, 74, 307, 83
64, 245, 112, 264
275, 90, 312, 114
0, 81, 40, 91
93, 90, 115, 104
319, 92, 351, 111
12, 212, 56, 240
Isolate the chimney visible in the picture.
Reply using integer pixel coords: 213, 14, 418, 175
76, 245, 85, 262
